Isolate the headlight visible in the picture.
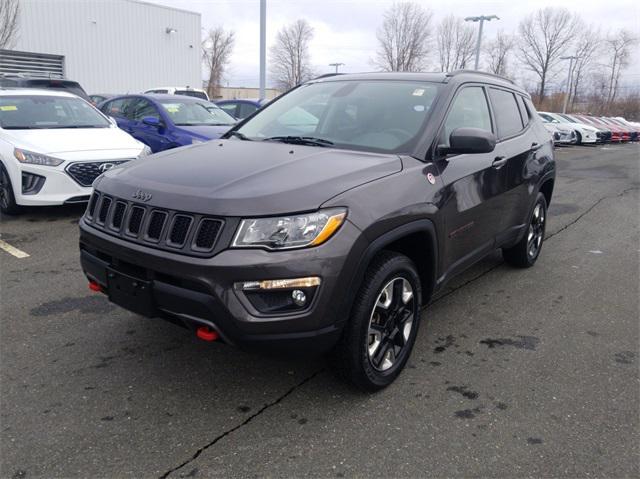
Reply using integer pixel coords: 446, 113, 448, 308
191, 138, 206, 145
138, 145, 152, 158
232, 208, 347, 250
14, 148, 64, 167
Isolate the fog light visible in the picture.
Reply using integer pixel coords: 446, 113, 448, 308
237, 276, 321, 291
291, 289, 306, 306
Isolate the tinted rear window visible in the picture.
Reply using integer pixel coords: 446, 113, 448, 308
23, 80, 88, 99
175, 90, 208, 100
489, 88, 524, 139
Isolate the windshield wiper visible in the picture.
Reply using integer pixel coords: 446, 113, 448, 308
226, 131, 252, 141
262, 136, 334, 147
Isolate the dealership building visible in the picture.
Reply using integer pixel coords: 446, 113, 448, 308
2, 0, 201, 94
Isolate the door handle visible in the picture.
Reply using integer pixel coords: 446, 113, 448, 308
492, 156, 507, 168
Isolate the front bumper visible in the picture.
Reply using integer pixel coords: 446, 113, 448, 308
79, 217, 366, 355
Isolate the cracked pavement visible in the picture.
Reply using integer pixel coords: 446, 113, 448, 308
1, 143, 638, 478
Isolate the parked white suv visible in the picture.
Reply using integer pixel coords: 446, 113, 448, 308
0, 89, 150, 214
539, 111, 599, 144
143, 86, 209, 101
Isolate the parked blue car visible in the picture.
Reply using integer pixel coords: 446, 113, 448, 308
215, 99, 268, 120
98, 94, 236, 153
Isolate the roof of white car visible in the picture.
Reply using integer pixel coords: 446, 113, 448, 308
0, 88, 77, 98
145, 86, 206, 91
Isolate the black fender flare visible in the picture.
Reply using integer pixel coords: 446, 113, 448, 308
339, 219, 439, 319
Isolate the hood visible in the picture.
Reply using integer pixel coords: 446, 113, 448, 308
3, 126, 144, 155
565, 122, 598, 133
96, 140, 402, 216
176, 124, 232, 140
554, 123, 574, 133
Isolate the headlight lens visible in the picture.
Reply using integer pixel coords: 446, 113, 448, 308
233, 208, 347, 250
14, 148, 64, 167
138, 145, 152, 158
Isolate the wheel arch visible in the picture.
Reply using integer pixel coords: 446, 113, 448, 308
539, 177, 554, 206
346, 220, 438, 310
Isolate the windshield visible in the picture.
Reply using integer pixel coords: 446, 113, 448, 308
159, 99, 235, 126
0, 95, 110, 129
235, 80, 441, 153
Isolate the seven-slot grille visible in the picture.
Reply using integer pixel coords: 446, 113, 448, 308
84, 191, 223, 256
65, 160, 131, 187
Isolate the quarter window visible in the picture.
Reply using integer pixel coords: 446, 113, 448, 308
489, 88, 524, 139
442, 86, 492, 146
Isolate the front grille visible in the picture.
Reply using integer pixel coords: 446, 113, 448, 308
195, 219, 222, 250
111, 202, 127, 229
84, 191, 224, 257
98, 196, 112, 223
147, 211, 167, 241
65, 160, 130, 187
168, 215, 192, 246
128, 207, 145, 235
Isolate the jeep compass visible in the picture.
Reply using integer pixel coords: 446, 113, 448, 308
79, 71, 555, 390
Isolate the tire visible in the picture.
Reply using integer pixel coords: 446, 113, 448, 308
502, 192, 547, 268
575, 131, 582, 145
330, 251, 422, 391
0, 163, 21, 215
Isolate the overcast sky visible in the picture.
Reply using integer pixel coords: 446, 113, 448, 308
148, 0, 639, 89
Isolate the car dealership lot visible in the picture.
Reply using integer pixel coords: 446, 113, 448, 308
1, 144, 638, 478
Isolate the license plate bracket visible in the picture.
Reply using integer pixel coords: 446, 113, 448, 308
107, 268, 155, 317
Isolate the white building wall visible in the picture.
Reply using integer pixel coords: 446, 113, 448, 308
14, 0, 201, 94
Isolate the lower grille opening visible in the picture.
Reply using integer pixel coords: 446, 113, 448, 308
21, 172, 46, 195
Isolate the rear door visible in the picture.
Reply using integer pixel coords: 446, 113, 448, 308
487, 88, 537, 241
434, 85, 506, 277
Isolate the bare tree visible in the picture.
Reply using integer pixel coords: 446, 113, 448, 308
202, 27, 235, 99
603, 29, 637, 111
0, 0, 20, 49
374, 2, 434, 72
270, 19, 314, 90
436, 15, 475, 72
518, 8, 579, 102
568, 26, 601, 110
484, 31, 515, 77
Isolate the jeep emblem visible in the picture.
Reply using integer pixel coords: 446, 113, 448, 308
132, 190, 153, 202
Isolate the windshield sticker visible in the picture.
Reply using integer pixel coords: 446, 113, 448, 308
162, 104, 181, 113
412, 89, 425, 96
0, 105, 17, 111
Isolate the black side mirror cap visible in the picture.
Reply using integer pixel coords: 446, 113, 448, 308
442, 127, 497, 156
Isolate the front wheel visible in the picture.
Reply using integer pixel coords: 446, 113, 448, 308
502, 192, 547, 268
0, 164, 21, 215
330, 251, 422, 391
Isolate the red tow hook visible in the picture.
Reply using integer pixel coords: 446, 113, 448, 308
88, 280, 102, 292
196, 326, 219, 342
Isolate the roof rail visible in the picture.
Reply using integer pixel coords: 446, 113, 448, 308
446, 70, 515, 85
0, 71, 64, 79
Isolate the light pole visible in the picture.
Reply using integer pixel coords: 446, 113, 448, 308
329, 62, 345, 73
464, 15, 499, 70
259, 0, 266, 101
561, 55, 579, 113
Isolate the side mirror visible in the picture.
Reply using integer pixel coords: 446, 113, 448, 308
440, 127, 496, 156
142, 116, 161, 127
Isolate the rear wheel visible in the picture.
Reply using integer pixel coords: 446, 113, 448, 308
0, 164, 20, 215
502, 192, 547, 268
330, 251, 422, 391
576, 131, 582, 145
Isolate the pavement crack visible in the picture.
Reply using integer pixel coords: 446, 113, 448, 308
158, 368, 325, 479
545, 186, 639, 241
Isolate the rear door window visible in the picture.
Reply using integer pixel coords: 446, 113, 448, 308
237, 103, 258, 119
102, 98, 130, 118
129, 99, 160, 121
218, 103, 238, 118
489, 88, 524, 139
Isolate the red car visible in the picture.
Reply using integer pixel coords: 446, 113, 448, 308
606, 117, 639, 142
574, 115, 623, 142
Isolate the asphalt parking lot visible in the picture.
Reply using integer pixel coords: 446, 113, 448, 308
1, 143, 638, 478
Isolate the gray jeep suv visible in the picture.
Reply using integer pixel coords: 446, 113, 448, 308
79, 71, 555, 390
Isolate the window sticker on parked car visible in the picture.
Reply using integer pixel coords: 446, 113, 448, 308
162, 104, 181, 113
412, 88, 425, 96
0, 105, 17, 111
